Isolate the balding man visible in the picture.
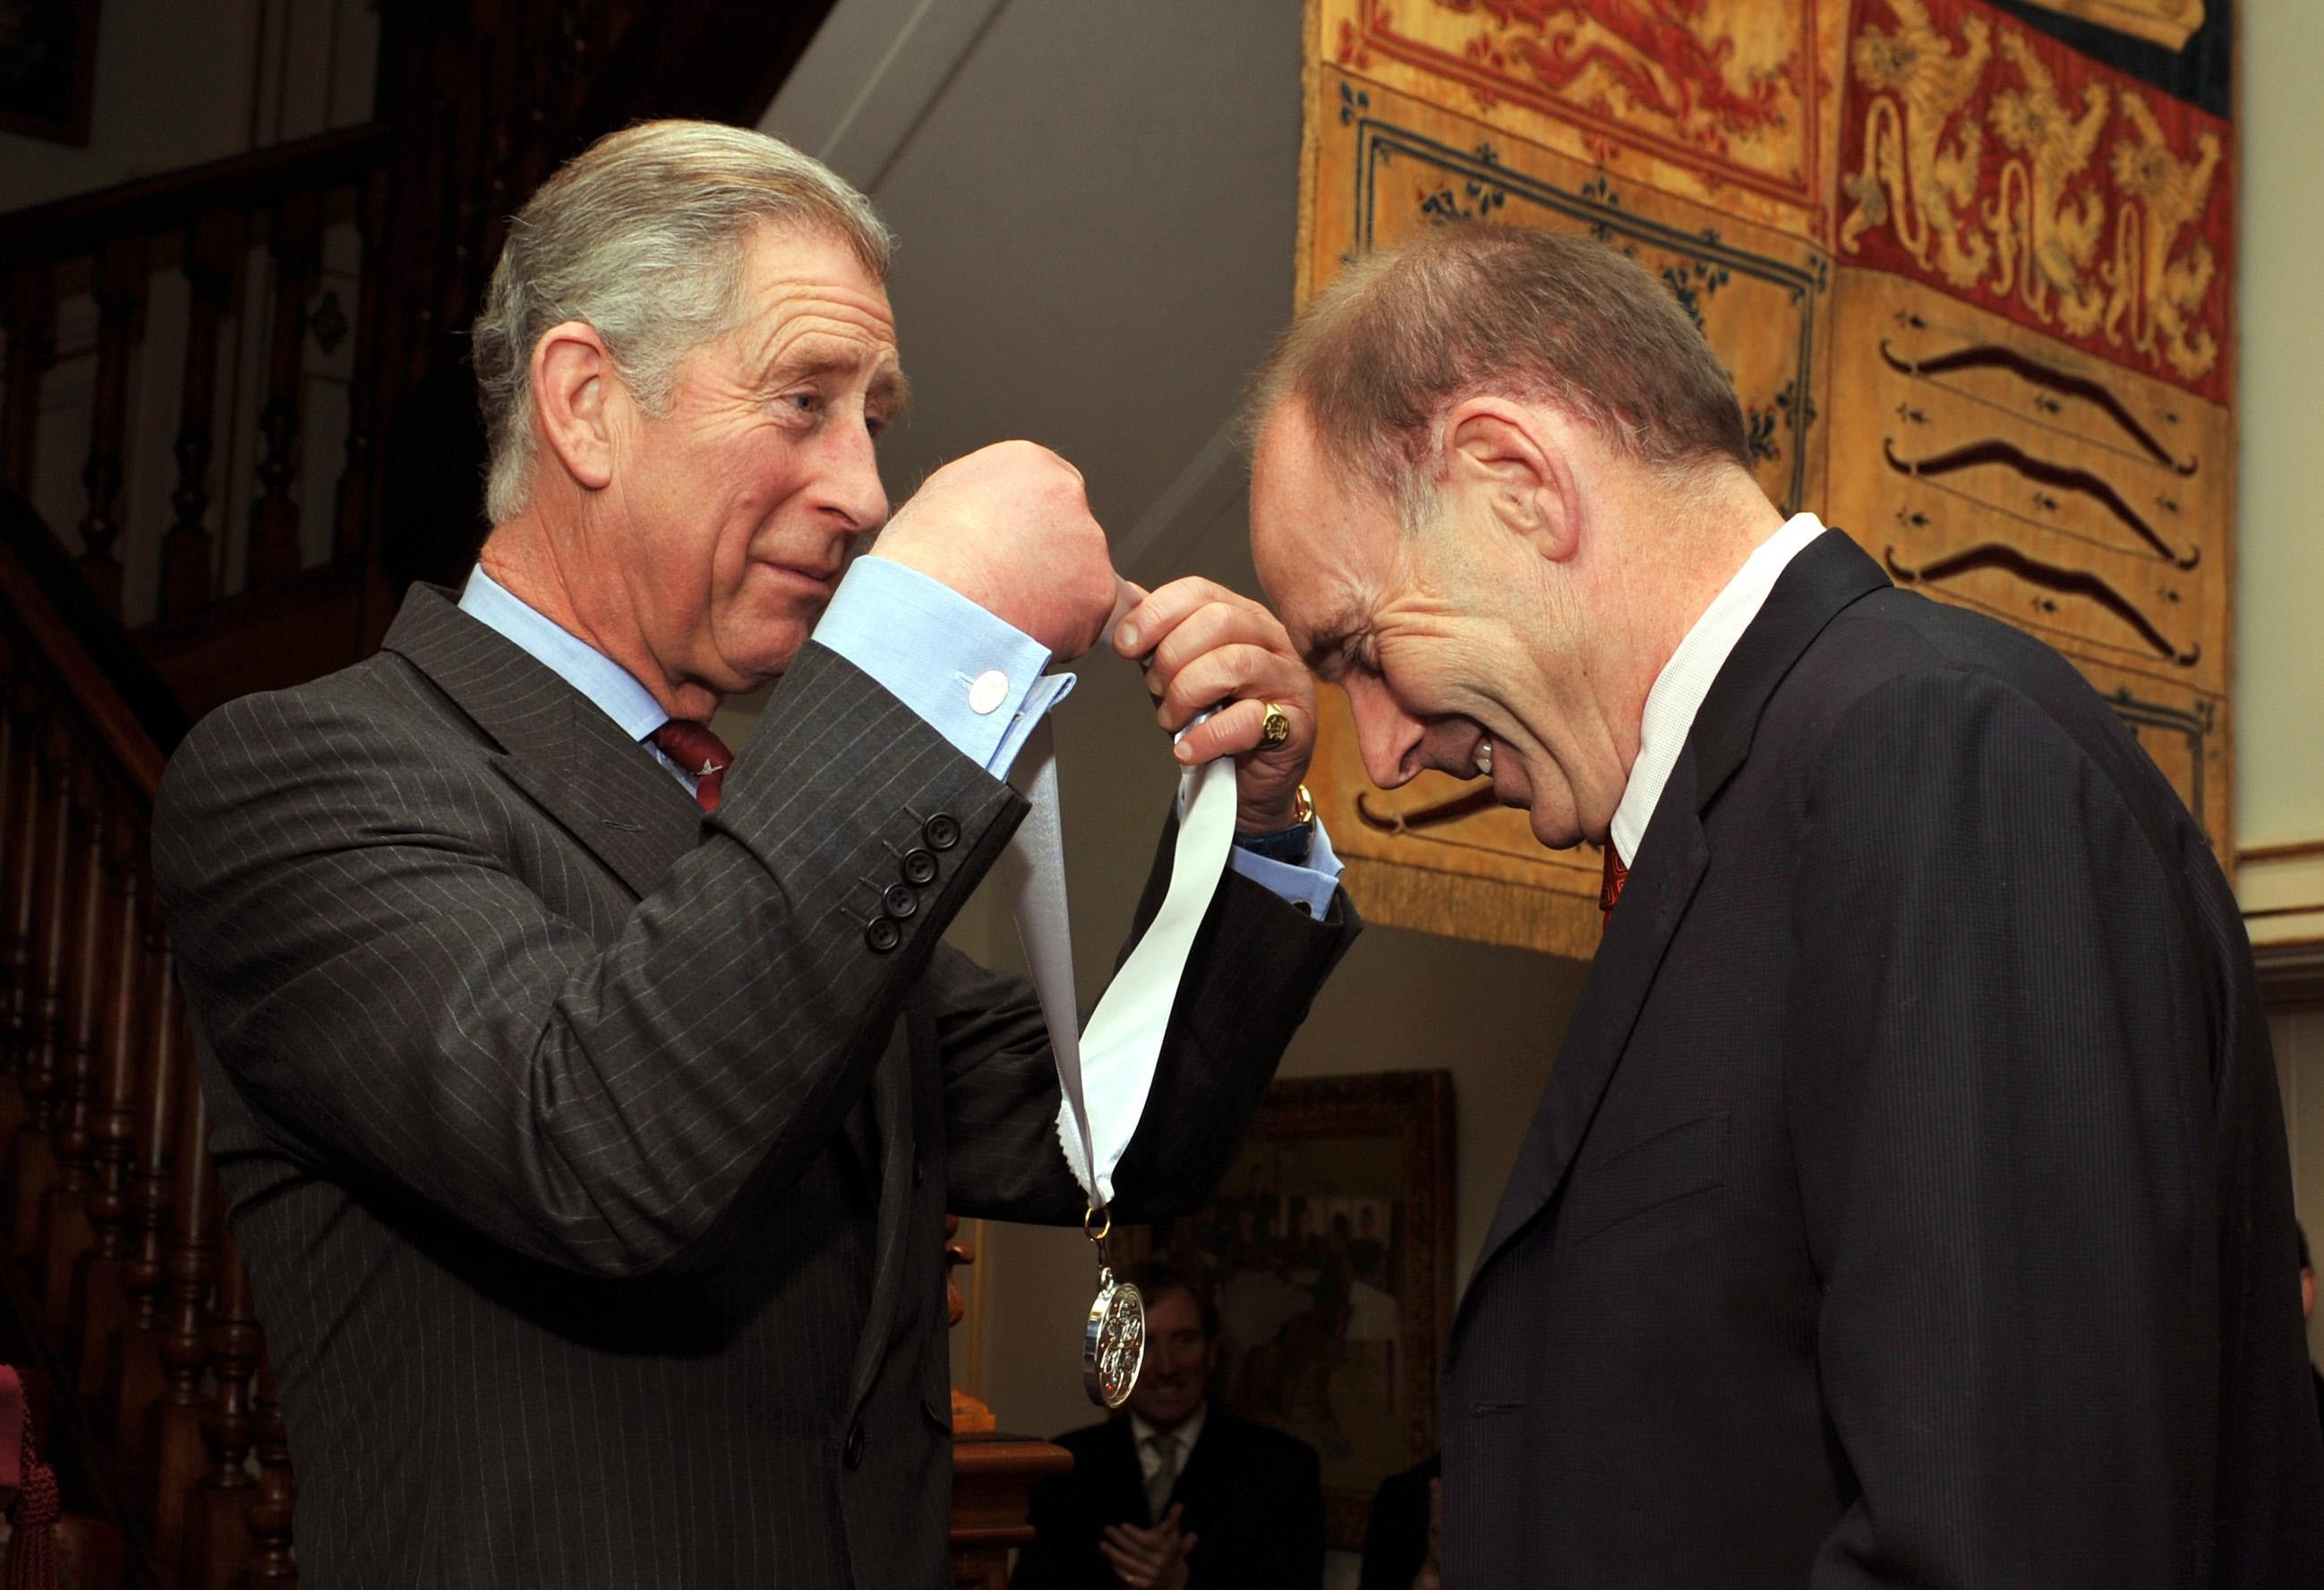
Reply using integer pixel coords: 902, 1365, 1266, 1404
1242, 227, 2322, 1586
152, 122, 1354, 1589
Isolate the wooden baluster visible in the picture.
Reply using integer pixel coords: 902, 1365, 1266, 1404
115, 904, 184, 1463
244, 1360, 298, 1588
246, 190, 324, 593
0, 694, 50, 1171
43, 785, 119, 1330
76, 235, 150, 615
185, 1235, 261, 1590
0, 678, 32, 1077
332, 169, 389, 562
1, 260, 56, 492
0, 668, 33, 1160
161, 212, 242, 623
12, 722, 79, 1263
150, 1064, 217, 1568
79, 824, 155, 1395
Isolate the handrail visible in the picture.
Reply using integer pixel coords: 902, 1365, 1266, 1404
0, 122, 391, 261
0, 486, 177, 803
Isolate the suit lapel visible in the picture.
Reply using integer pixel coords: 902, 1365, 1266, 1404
1454, 531, 1892, 1336
380, 585, 702, 898
1462, 773, 1711, 1313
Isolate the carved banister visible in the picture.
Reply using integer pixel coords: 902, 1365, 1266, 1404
246, 188, 325, 594
332, 168, 391, 561
161, 210, 242, 623
187, 1230, 262, 1590
40, 770, 115, 1324
116, 913, 186, 1460
0, 677, 38, 1078
75, 235, 150, 615
0, 124, 392, 267
244, 1362, 298, 1587
76, 833, 155, 1397
13, 720, 79, 1263
0, 261, 55, 493
150, 1059, 216, 1567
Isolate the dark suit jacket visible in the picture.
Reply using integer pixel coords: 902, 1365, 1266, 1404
1440, 532, 2324, 1586
1012, 1407, 1325, 1590
1356, 1454, 1438, 1590
150, 586, 1355, 1590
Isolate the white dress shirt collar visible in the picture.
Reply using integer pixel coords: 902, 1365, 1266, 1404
457, 565, 669, 744
1130, 1403, 1206, 1476
1608, 513, 1827, 867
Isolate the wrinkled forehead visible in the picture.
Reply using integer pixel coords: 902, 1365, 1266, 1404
731, 226, 901, 365
1249, 405, 1388, 656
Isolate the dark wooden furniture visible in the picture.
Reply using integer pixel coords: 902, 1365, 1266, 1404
951, 1435, 1076, 1590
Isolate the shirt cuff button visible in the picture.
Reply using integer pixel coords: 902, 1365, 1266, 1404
968, 669, 1009, 715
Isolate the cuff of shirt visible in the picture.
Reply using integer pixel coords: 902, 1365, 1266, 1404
813, 555, 1072, 777
1229, 814, 1344, 920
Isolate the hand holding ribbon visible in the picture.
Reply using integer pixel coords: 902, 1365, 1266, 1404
1112, 577, 1320, 833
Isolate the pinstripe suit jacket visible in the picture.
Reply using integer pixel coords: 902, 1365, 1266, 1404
1440, 532, 2322, 1586
151, 585, 1355, 1590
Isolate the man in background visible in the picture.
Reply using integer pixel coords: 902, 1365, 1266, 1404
1014, 1260, 1325, 1590
1243, 224, 2322, 1585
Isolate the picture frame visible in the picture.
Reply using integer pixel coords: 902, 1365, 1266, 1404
1124, 1069, 1456, 1551
0, 0, 102, 148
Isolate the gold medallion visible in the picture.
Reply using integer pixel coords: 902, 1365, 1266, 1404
1080, 1206, 1145, 1408
1082, 1266, 1146, 1409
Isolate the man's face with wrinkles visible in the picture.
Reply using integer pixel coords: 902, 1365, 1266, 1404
601, 224, 905, 697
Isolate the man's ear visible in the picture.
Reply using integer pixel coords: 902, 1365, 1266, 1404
1440, 396, 1581, 564
530, 321, 618, 493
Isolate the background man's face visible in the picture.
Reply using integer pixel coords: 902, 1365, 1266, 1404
1251, 403, 1587, 848
604, 225, 901, 697
1127, 1286, 1216, 1432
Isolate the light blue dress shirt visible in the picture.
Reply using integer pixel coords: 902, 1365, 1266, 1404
458, 558, 1342, 919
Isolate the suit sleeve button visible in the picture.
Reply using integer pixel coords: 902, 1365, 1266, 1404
866, 918, 901, 953
923, 813, 961, 851
900, 848, 938, 886
881, 883, 918, 919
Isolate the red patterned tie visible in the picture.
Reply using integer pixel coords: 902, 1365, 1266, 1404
1600, 844, 1629, 919
649, 719, 733, 814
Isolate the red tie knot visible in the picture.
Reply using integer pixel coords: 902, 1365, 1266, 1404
1600, 845, 1629, 918
649, 719, 733, 813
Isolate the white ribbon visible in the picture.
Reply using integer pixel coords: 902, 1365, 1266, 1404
998, 711, 1238, 1210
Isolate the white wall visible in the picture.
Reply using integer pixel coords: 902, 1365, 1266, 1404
0, 0, 376, 211
2234, 0, 2324, 941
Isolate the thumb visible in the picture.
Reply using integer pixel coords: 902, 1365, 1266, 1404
1109, 578, 1149, 644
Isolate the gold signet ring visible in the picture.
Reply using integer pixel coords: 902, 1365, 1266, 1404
1260, 702, 1293, 746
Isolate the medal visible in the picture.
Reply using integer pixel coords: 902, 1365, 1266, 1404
999, 713, 1235, 1411
1081, 1207, 1145, 1408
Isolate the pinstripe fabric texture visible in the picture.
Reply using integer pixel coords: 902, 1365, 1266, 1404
1440, 533, 2323, 1587
150, 586, 1356, 1590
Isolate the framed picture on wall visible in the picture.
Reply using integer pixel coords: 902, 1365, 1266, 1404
1124, 1070, 1455, 1551
0, 0, 101, 147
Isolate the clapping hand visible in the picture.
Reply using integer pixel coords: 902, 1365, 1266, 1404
1099, 1503, 1197, 1590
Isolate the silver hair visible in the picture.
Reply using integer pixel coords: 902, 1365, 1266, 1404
472, 119, 894, 525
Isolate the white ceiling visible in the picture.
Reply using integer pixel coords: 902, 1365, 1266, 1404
759, 0, 1305, 586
